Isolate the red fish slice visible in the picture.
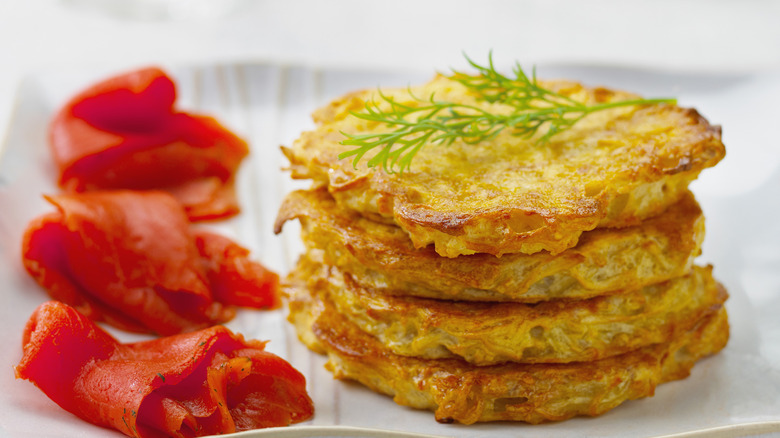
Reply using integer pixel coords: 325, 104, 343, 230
49, 67, 248, 221
195, 231, 282, 310
16, 301, 314, 437
22, 190, 279, 335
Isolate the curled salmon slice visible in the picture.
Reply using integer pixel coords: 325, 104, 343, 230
22, 190, 279, 335
16, 301, 313, 437
49, 67, 248, 221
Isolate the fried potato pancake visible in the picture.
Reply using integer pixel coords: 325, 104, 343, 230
284, 280, 729, 425
289, 255, 726, 365
275, 188, 705, 302
283, 75, 724, 257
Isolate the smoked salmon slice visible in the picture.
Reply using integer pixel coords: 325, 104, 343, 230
16, 301, 313, 437
49, 67, 248, 221
22, 190, 279, 335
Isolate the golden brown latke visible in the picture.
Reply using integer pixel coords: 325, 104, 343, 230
289, 255, 726, 365
284, 279, 729, 425
275, 188, 705, 302
283, 75, 724, 257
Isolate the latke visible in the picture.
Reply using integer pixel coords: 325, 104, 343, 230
283, 75, 724, 257
275, 188, 705, 302
288, 255, 726, 365
284, 281, 729, 424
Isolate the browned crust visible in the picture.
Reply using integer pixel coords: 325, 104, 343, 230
284, 278, 729, 424
275, 188, 705, 302
293, 256, 727, 365
284, 76, 725, 257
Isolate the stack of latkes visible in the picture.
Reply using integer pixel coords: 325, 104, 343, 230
274, 74, 728, 424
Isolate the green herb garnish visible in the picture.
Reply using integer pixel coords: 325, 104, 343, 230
338, 53, 676, 173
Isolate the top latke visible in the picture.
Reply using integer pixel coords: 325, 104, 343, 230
284, 75, 725, 257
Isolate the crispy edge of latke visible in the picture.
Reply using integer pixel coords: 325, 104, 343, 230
301, 257, 727, 365
274, 188, 705, 303
283, 275, 729, 425
284, 78, 724, 258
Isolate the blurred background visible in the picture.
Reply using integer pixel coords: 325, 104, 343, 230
1, 0, 779, 114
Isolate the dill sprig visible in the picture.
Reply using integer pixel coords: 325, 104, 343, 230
339, 54, 676, 174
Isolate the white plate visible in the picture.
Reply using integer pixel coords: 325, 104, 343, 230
1, 63, 779, 438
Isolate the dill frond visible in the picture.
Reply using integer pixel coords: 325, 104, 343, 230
339, 53, 675, 174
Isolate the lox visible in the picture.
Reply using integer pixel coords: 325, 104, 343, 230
49, 67, 248, 221
22, 190, 280, 335
16, 301, 313, 437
